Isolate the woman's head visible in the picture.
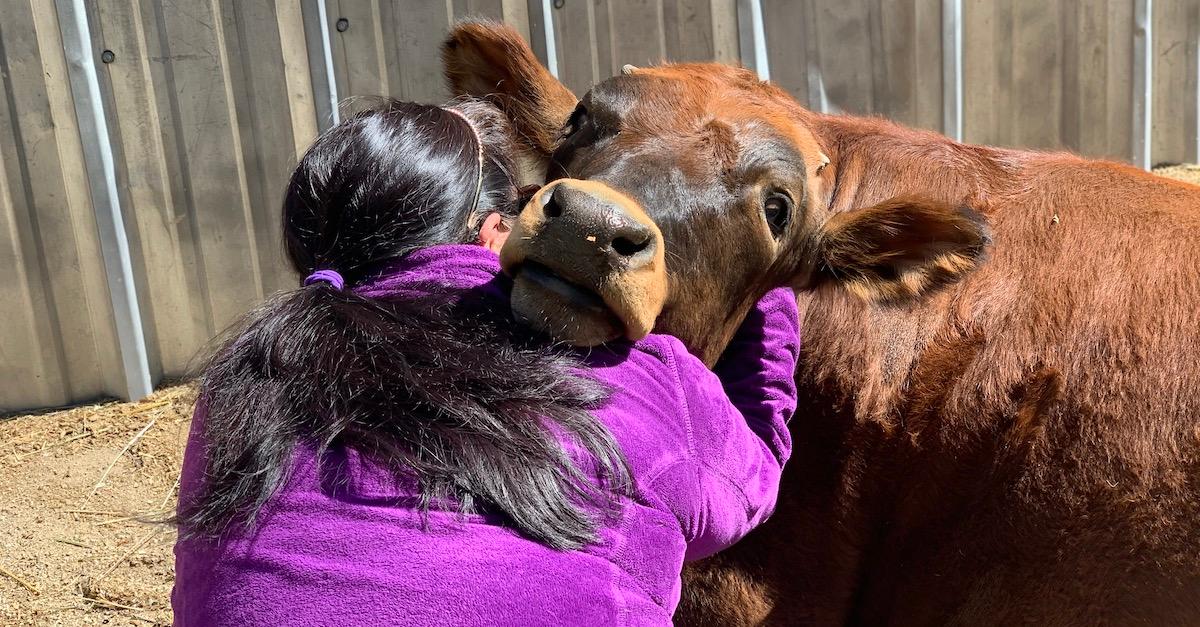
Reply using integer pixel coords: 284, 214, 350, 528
283, 99, 520, 283
183, 98, 628, 550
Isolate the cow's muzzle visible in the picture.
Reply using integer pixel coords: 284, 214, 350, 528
500, 178, 668, 346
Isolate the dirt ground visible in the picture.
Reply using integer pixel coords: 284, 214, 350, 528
2, 164, 1198, 626
1, 386, 194, 626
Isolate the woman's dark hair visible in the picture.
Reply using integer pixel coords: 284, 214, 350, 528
285, 98, 520, 275
180, 99, 628, 550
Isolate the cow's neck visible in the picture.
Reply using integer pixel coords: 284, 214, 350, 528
796, 114, 1012, 427
810, 113, 1014, 214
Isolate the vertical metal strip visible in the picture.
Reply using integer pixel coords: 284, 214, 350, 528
1132, 0, 1153, 169
941, 0, 963, 141
527, 0, 559, 78
55, 0, 154, 401
316, 0, 340, 126
302, 0, 340, 132
1194, 6, 1199, 163
736, 0, 770, 80
541, 0, 559, 78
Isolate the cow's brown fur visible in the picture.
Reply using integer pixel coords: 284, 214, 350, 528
701, 116, 1200, 626
445, 21, 1200, 625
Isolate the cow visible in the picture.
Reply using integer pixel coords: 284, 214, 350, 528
443, 21, 1200, 626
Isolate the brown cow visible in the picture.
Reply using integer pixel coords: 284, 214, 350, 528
444, 21, 1200, 626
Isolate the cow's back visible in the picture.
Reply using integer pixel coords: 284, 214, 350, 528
681, 154, 1200, 626
874, 158, 1200, 624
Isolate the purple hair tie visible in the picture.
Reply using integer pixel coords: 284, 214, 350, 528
303, 269, 345, 290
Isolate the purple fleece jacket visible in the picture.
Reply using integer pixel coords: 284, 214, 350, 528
173, 245, 799, 626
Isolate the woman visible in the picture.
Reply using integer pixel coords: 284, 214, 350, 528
173, 99, 800, 626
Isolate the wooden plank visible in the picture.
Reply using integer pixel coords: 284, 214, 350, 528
605, 0, 667, 68
964, 0, 1135, 159
1012, 0, 1062, 150
767, 0, 941, 127
223, 1, 309, 296
0, 131, 64, 408
1059, 0, 1082, 153
456, 0, 529, 33
709, 0, 739, 64
912, 0, 944, 131
962, 0, 1007, 146
330, 0, 391, 102
373, 0, 519, 104
875, 0, 916, 124
0, 0, 125, 405
761, 0, 811, 106
275, 0, 320, 156
592, 0, 616, 80
150, 0, 264, 332
138, 0, 212, 349
661, 0, 737, 65
1152, 0, 1200, 165
991, 0, 1014, 147
0, 1, 68, 407
499, 0, 532, 40
552, 0, 599, 95
663, 0, 715, 62
867, 0, 890, 116
811, 0, 874, 114
97, 0, 318, 378
379, 1, 453, 102
1064, 0, 1134, 161
1103, 0, 1135, 162
555, 0, 732, 97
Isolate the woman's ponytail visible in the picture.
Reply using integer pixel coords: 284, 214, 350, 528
180, 100, 629, 550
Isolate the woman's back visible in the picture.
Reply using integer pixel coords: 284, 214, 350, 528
174, 245, 799, 626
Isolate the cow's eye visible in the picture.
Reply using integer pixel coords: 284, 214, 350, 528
764, 192, 792, 237
562, 105, 589, 139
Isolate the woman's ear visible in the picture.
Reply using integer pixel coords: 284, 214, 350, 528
478, 211, 511, 254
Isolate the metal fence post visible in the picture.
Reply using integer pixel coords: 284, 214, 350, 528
1133, 0, 1153, 169
941, 0, 963, 141
302, 0, 341, 132
527, 0, 559, 78
737, 0, 770, 80
55, 0, 154, 401
1195, 13, 1200, 164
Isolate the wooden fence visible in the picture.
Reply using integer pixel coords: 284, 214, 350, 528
2, 0, 1197, 411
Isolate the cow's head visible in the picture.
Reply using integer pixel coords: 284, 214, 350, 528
445, 21, 988, 364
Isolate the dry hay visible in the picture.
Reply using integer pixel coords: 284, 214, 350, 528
1, 164, 1197, 626
1153, 163, 1200, 186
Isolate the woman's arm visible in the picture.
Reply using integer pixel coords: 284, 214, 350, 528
647, 287, 800, 561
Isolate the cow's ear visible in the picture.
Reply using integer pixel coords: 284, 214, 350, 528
811, 197, 990, 301
442, 20, 578, 161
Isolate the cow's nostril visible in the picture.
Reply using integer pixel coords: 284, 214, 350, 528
542, 191, 562, 218
612, 234, 651, 257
